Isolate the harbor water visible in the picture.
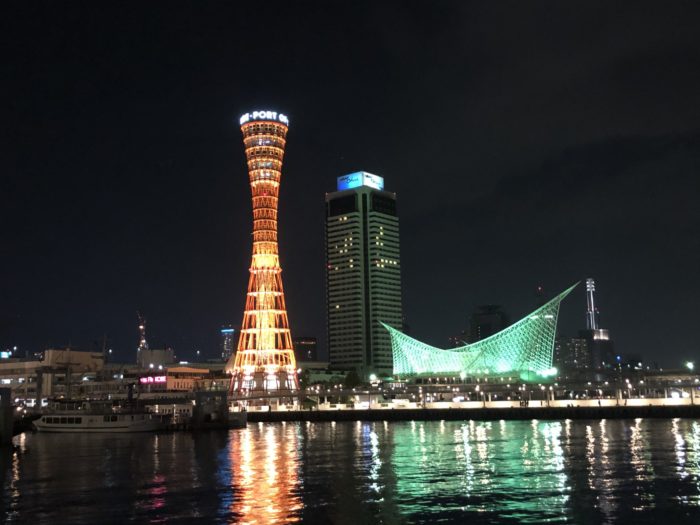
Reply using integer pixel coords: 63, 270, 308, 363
2, 418, 700, 523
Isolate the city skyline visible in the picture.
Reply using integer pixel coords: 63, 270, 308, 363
3, 3, 699, 367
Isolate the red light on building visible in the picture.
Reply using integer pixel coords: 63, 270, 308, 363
139, 375, 166, 384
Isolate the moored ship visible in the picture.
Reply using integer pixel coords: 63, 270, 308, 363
33, 400, 169, 433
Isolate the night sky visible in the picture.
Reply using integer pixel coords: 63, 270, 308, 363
3, 2, 699, 366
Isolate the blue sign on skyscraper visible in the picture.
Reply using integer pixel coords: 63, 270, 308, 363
337, 171, 384, 191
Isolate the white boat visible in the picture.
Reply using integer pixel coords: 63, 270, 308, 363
33, 412, 168, 433
33, 401, 169, 433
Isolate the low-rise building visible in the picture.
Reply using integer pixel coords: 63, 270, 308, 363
137, 347, 175, 369
0, 348, 105, 402
138, 366, 213, 392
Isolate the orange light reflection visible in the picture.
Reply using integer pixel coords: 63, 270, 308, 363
227, 424, 302, 524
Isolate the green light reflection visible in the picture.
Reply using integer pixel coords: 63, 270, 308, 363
390, 419, 571, 522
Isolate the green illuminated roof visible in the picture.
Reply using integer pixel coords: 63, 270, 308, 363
382, 284, 577, 378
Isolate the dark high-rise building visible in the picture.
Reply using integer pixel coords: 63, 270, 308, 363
220, 325, 235, 362
447, 333, 468, 348
580, 327, 616, 369
535, 285, 546, 307
554, 337, 591, 370
467, 305, 510, 343
325, 171, 403, 379
293, 337, 317, 362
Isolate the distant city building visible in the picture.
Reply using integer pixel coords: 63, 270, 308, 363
0, 348, 105, 401
554, 337, 591, 370
137, 348, 175, 370
296, 360, 346, 386
293, 337, 317, 362
220, 325, 235, 362
535, 285, 546, 308
467, 305, 510, 343
447, 334, 468, 348
325, 171, 403, 379
580, 328, 616, 369
1, 346, 19, 360
401, 315, 410, 335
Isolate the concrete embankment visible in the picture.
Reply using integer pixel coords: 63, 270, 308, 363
0, 388, 12, 445
246, 404, 700, 423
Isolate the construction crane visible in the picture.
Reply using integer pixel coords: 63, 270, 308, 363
137, 311, 149, 353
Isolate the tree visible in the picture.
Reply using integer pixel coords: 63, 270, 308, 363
298, 368, 311, 390
345, 370, 361, 388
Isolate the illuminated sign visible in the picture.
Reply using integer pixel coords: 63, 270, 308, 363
221, 328, 235, 334
139, 375, 166, 384
239, 111, 289, 126
337, 171, 385, 191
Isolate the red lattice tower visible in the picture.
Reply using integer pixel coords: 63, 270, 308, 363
226, 110, 298, 396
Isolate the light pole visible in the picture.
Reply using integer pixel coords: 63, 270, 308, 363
687, 362, 696, 405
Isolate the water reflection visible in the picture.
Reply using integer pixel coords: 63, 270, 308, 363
388, 419, 572, 522
227, 423, 302, 524
3, 419, 700, 523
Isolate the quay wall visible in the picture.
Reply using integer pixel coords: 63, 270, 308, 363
246, 404, 700, 423
0, 388, 13, 445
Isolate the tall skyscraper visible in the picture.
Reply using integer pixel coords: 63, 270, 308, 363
220, 325, 235, 362
554, 336, 590, 370
292, 336, 318, 362
467, 305, 510, 343
226, 110, 297, 395
325, 171, 403, 379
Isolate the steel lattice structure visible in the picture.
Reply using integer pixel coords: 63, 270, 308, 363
383, 284, 577, 380
227, 111, 298, 396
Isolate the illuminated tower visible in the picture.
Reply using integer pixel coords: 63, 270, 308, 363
585, 278, 599, 330
226, 110, 297, 396
581, 277, 615, 368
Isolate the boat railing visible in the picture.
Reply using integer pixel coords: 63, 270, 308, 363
43, 400, 154, 415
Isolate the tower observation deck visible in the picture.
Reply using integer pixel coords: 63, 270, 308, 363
226, 110, 297, 397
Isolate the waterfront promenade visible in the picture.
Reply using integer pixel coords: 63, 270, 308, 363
247, 404, 700, 422
244, 398, 700, 423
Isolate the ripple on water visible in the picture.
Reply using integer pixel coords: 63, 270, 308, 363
3, 419, 700, 523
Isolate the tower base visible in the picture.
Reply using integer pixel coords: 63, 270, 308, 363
229, 368, 298, 405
